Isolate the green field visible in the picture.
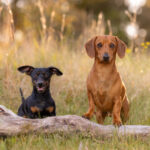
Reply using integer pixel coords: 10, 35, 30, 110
0, 0, 150, 149
0, 42, 150, 149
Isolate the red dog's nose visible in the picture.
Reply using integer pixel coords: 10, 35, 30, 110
103, 53, 109, 61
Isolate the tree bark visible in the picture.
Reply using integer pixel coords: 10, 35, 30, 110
0, 105, 150, 138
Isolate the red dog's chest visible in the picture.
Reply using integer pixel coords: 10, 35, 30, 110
91, 80, 114, 112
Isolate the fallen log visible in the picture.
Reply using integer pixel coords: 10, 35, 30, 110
0, 105, 150, 138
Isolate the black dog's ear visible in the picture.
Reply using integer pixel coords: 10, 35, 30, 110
18, 65, 34, 75
49, 67, 63, 76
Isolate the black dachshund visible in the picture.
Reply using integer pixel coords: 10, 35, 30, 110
17, 65, 63, 118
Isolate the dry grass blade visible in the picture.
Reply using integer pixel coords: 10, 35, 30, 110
107, 20, 112, 35
60, 14, 66, 41
7, 4, 14, 41
96, 12, 105, 35
36, 0, 47, 37
50, 10, 55, 25
47, 10, 56, 42
0, 6, 3, 14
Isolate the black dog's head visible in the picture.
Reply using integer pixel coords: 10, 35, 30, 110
18, 66, 63, 93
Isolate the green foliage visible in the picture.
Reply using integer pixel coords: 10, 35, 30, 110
1, 133, 150, 150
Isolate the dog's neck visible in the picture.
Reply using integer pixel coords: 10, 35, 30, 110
32, 86, 51, 100
93, 58, 118, 80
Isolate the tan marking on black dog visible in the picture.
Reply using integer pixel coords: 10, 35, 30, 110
23, 115, 28, 118
30, 106, 40, 113
46, 106, 54, 113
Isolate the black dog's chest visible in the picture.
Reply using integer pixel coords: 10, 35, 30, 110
19, 96, 56, 118
29, 101, 55, 118
30, 99, 54, 111
36, 100, 47, 109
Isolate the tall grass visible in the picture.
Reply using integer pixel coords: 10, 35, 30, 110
0, 2, 150, 149
1, 39, 150, 125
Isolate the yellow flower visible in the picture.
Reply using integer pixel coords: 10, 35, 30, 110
146, 42, 150, 45
144, 46, 148, 49
141, 42, 145, 46
126, 48, 131, 53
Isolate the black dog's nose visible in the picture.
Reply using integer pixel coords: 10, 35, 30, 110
38, 82, 43, 87
103, 53, 109, 61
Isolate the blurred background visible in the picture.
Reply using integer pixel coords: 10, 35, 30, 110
0, 0, 150, 126
1, 1, 150, 149
0, 0, 150, 51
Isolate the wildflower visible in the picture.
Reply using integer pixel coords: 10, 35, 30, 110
126, 48, 132, 53
141, 42, 145, 46
144, 46, 148, 49
1, 0, 12, 5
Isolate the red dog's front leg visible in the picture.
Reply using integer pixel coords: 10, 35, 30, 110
113, 97, 122, 126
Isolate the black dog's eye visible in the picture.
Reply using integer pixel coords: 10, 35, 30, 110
97, 43, 102, 48
43, 73, 49, 78
34, 72, 40, 78
110, 43, 115, 48
36, 73, 40, 77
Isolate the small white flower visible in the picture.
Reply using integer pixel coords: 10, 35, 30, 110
1, 0, 13, 5
125, 0, 147, 13
125, 23, 139, 39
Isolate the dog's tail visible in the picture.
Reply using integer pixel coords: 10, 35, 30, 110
19, 88, 25, 103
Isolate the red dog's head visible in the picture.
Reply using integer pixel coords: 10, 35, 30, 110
85, 35, 127, 63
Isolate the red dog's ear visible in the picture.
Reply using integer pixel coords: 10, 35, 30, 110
115, 36, 127, 58
85, 36, 97, 58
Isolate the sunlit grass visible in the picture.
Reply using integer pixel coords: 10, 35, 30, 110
1, 39, 150, 149
0, 0, 150, 149
1, 134, 150, 150
0, 39, 150, 123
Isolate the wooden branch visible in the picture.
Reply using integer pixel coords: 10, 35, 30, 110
0, 105, 150, 138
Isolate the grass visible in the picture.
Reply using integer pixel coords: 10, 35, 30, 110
0, 40, 150, 149
0, 1, 150, 149
1, 134, 150, 150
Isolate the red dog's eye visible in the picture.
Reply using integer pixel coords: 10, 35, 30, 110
110, 43, 115, 48
97, 43, 102, 48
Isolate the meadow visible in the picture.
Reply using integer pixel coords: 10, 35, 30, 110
0, 39, 150, 149
0, 0, 150, 149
